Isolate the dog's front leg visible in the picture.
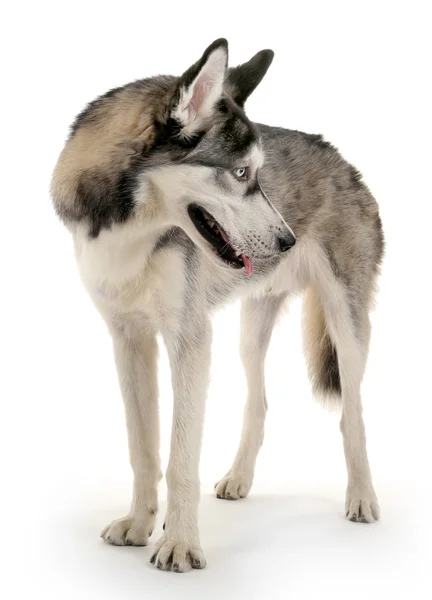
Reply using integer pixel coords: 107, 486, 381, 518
101, 327, 161, 546
151, 319, 211, 572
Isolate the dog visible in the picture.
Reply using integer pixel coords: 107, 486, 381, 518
51, 38, 384, 573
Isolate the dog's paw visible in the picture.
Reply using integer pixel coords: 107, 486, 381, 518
150, 535, 206, 573
101, 513, 155, 546
345, 486, 380, 523
214, 471, 252, 500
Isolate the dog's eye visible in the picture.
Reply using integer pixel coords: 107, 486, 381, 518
233, 167, 249, 180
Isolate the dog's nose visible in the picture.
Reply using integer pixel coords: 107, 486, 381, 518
278, 233, 296, 252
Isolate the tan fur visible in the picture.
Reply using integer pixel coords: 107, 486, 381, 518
51, 40, 384, 572
302, 287, 342, 407
51, 84, 173, 221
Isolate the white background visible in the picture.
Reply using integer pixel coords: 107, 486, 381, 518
1, 1, 431, 598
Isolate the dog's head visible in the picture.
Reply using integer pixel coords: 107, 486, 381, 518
52, 39, 295, 274
146, 39, 296, 275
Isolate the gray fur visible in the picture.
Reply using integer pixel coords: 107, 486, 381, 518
51, 39, 384, 573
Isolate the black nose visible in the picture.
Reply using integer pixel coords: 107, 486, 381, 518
278, 233, 296, 252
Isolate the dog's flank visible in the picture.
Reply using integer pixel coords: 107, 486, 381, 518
51, 39, 384, 572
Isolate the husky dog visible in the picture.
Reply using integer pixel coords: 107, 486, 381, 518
51, 39, 384, 572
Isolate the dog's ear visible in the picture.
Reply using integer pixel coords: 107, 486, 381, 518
226, 50, 274, 107
171, 38, 228, 140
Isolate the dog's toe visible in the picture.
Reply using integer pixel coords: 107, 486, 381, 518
150, 535, 206, 573
345, 486, 380, 523
215, 471, 252, 500
101, 513, 156, 547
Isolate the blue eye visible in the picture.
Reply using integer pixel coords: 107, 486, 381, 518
233, 167, 248, 179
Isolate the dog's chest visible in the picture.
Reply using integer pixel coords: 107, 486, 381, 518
73, 225, 186, 328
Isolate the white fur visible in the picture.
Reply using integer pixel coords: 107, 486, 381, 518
216, 239, 379, 521
172, 46, 227, 139
74, 167, 377, 571
215, 293, 287, 500
145, 161, 290, 264
72, 161, 299, 570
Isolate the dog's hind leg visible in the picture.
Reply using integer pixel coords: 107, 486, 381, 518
215, 293, 287, 500
315, 278, 380, 523
101, 326, 161, 546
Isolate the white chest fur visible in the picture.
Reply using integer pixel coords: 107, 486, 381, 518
73, 222, 187, 333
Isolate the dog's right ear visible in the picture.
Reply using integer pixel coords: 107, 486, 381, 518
170, 38, 228, 141
226, 49, 274, 107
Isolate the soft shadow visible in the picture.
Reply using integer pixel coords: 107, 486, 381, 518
45, 491, 421, 599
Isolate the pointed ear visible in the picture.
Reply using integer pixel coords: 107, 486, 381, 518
226, 49, 274, 107
171, 38, 228, 140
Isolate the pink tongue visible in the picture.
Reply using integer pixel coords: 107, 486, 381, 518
241, 254, 253, 276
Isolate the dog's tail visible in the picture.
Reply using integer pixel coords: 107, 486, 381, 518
302, 287, 342, 408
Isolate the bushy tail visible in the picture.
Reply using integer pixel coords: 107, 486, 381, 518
302, 288, 342, 408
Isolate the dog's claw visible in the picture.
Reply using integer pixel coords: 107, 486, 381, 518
150, 535, 206, 572
192, 557, 205, 569
345, 489, 380, 523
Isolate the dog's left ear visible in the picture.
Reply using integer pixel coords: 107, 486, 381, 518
171, 38, 228, 140
226, 49, 274, 107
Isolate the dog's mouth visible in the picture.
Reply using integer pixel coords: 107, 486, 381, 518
187, 205, 253, 276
